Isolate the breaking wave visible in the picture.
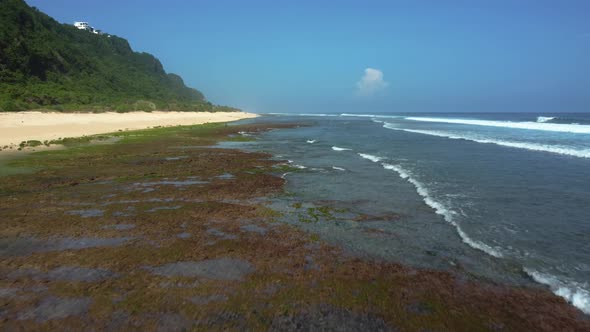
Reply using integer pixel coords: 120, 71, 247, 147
380, 162, 504, 258
536, 116, 590, 125
268, 113, 338, 117
387, 127, 590, 159
405, 117, 590, 134
524, 268, 590, 315
286, 160, 306, 169
332, 146, 352, 151
358, 153, 383, 162
341, 113, 401, 119
355, 149, 503, 258
537, 116, 555, 123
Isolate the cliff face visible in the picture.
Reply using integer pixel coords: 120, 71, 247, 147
0, 0, 222, 112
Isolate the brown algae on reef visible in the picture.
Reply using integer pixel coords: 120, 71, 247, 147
0, 122, 588, 331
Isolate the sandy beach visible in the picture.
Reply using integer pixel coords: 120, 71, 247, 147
0, 111, 257, 149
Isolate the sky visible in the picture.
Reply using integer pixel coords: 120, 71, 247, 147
26, 0, 590, 113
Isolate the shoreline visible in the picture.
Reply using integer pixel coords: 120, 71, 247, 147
0, 111, 257, 151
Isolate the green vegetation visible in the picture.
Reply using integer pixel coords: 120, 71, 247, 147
295, 205, 347, 223
271, 164, 304, 173
0, 0, 238, 112
18, 140, 43, 148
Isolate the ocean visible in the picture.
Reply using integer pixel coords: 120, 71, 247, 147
232, 112, 590, 315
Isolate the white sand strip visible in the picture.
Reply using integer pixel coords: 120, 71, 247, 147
0, 111, 257, 148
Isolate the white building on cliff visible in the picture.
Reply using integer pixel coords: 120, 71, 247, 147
74, 21, 102, 35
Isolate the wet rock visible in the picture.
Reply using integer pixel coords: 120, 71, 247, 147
146, 206, 182, 213
0, 288, 18, 298
406, 302, 435, 315
0, 237, 133, 256
149, 258, 254, 281
269, 304, 394, 331
29, 286, 49, 293
164, 156, 188, 161
190, 294, 228, 305
46, 266, 118, 282
240, 224, 267, 235
176, 232, 192, 239
134, 180, 208, 188
106, 311, 130, 330
66, 209, 104, 218
102, 224, 135, 231
5, 267, 42, 279
112, 206, 136, 217
102, 200, 141, 207
304, 242, 322, 251
6, 266, 117, 282
18, 296, 92, 322
159, 280, 201, 288
195, 311, 247, 330
54, 237, 133, 251
304, 255, 319, 271
215, 173, 235, 180
425, 250, 437, 257
156, 313, 195, 332
54, 237, 134, 250
353, 213, 401, 222
487, 321, 507, 331
263, 283, 282, 296
363, 228, 394, 237
112, 211, 134, 217
206, 228, 238, 240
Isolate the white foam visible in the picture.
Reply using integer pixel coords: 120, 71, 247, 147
306, 139, 317, 144
388, 127, 590, 159
332, 166, 346, 171
405, 117, 590, 134
341, 113, 401, 119
381, 162, 503, 258
268, 112, 338, 117
524, 268, 590, 315
285, 160, 306, 169
332, 146, 352, 151
358, 153, 383, 162
537, 116, 555, 123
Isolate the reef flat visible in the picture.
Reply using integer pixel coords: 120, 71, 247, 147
0, 123, 587, 331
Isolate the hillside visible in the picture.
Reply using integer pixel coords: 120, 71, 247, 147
0, 0, 236, 112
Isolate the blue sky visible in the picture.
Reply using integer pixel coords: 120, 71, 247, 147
26, 0, 590, 113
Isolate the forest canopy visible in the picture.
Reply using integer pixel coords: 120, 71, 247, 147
0, 0, 237, 112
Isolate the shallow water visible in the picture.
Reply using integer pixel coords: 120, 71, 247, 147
0, 152, 37, 177
238, 112, 590, 314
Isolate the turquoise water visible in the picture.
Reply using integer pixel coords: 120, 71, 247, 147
237, 112, 590, 315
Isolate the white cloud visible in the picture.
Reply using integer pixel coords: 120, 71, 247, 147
356, 68, 389, 96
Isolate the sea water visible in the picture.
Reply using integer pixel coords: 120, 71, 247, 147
235, 112, 590, 315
